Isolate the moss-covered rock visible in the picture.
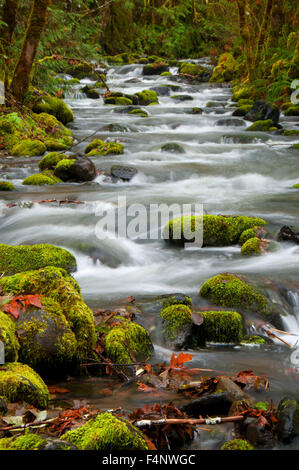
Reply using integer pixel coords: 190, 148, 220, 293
163, 215, 266, 247
241, 237, 262, 256
199, 273, 278, 324
85, 139, 124, 157
0, 432, 76, 450
198, 310, 243, 344
179, 62, 209, 78
161, 142, 185, 153
283, 129, 299, 136
62, 412, 148, 450
135, 90, 159, 106
128, 109, 148, 117
104, 96, 133, 106
22, 172, 62, 186
232, 105, 253, 117
0, 310, 19, 362
284, 106, 299, 117
221, 439, 254, 450
241, 335, 266, 345
0, 243, 77, 275
104, 317, 152, 364
246, 120, 276, 132
33, 96, 74, 125
239, 227, 261, 245
38, 152, 66, 171
12, 139, 47, 157
143, 63, 169, 76
293, 183, 299, 188
160, 304, 193, 347
210, 53, 237, 83
0, 267, 96, 364
0, 362, 49, 408
0, 181, 14, 191
35, 113, 73, 149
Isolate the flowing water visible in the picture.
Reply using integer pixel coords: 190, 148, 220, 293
1, 60, 299, 448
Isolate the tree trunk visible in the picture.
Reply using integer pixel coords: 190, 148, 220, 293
254, 0, 274, 72
10, 0, 52, 103
0, 0, 18, 95
236, 0, 254, 80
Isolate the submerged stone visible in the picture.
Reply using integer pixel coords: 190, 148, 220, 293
160, 304, 193, 349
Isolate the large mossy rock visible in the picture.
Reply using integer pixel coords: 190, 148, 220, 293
199, 273, 282, 327
143, 63, 169, 76
246, 119, 277, 132
54, 156, 96, 182
0, 267, 96, 371
0, 311, 19, 362
33, 96, 74, 125
0, 363, 49, 409
163, 215, 266, 247
160, 304, 193, 349
84, 139, 124, 157
134, 90, 159, 106
103, 317, 152, 365
0, 181, 14, 191
22, 171, 62, 186
0, 244, 77, 275
244, 100, 280, 126
198, 311, 243, 344
38, 152, 67, 171
210, 53, 237, 83
12, 139, 46, 157
276, 397, 299, 444
179, 62, 210, 81
62, 412, 148, 450
0, 432, 77, 450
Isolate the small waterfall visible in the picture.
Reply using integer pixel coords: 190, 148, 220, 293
281, 290, 299, 347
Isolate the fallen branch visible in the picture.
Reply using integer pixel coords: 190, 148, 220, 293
133, 415, 244, 428
0, 418, 55, 433
263, 328, 293, 347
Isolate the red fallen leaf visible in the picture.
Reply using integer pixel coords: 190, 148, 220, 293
169, 352, 193, 370
3, 294, 42, 319
124, 296, 136, 303
48, 386, 69, 394
137, 383, 157, 393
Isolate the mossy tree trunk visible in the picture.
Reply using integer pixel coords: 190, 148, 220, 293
10, 0, 52, 103
0, 0, 18, 96
254, 0, 274, 76
236, 0, 254, 80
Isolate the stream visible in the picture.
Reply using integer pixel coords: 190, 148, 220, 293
1, 59, 299, 449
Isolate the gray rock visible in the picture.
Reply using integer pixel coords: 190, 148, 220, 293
245, 100, 280, 125
111, 165, 138, 181
276, 397, 299, 443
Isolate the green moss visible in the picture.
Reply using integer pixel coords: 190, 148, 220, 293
239, 227, 260, 245
105, 317, 152, 364
63, 412, 148, 450
129, 109, 148, 117
199, 310, 243, 344
0, 362, 49, 408
210, 53, 237, 83
85, 140, 124, 157
0, 311, 19, 361
44, 139, 69, 151
232, 87, 253, 102
163, 215, 266, 247
54, 158, 75, 172
0, 437, 13, 450
292, 183, 299, 188
246, 120, 276, 132
163, 295, 192, 308
0, 181, 14, 191
105, 97, 133, 106
160, 304, 192, 341
293, 144, 299, 150
33, 96, 74, 125
0, 243, 77, 275
161, 71, 172, 76
0, 267, 96, 361
179, 62, 208, 77
22, 172, 62, 186
9, 432, 46, 450
38, 152, 66, 170
241, 335, 266, 345
199, 273, 270, 320
284, 106, 299, 117
221, 439, 254, 450
241, 237, 262, 256
283, 130, 299, 136
134, 90, 158, 106
238, 99, 254, 107
232, 105, 252, 116
12, 139, 47, 157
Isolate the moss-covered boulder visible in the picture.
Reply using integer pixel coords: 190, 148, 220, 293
241, 237, 262, 256
104, 96, 133, 106
104, 317, 152, 365
239, 227, 265, 245
210, 53, 237, 83
0, 363, 49, 408
231, 86, 253, 102
199, 273, 281, 326
12, 139, 47, 157
22, 172, 62, 186
198, 310, 243, 344
38, 152, 66, 171
163, 215, 266, 247
0, 181, 14, 191
62, 412, 148, 450
221, 439, 254, 450
0, 244, 77, 275
85, 139, 124, 157
143, 63, 169, 76
129, 109, 148, 117
35, 113, 73, 149
276, 398, 299, 444
246, 120, 277, 132
33, 96, 74, 125
54, 157, 96, 182
241, 335, 266, 345
160, 304, 193, 349
0, 267, 96, 367
284, 106, 299, 117
179, 62, 209, 79
0, 311, 19, 362
232, 105, 253, 117
161, 142, 185, 153
135, 90, 159, 106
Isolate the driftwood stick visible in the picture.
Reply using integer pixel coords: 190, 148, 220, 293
133, 415, 244, 427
